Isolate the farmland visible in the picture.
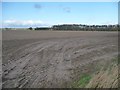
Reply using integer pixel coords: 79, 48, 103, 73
2, 30, 118, 88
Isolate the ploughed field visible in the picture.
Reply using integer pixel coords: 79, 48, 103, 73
2, 30, 118, 88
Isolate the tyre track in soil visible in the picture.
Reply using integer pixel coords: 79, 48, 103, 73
2, 31, 118, 88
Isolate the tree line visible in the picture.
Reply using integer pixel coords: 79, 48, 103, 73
28, 24, 120, 31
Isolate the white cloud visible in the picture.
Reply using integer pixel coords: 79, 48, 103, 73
2, 19, 50, 28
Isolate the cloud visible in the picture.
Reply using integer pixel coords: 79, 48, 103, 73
101, 21, 118, 25
63, 7, 71, 13
34, 4, 42, 9
58, 5, 71, 13
3, 20, 50, 28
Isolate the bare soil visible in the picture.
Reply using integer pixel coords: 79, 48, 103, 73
2, 30, 118, 88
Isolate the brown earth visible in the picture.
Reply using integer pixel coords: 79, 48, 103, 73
2, 30, 118, 88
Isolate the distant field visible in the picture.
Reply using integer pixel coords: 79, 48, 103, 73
2, 30, 118, 88
2, 30, 117, 40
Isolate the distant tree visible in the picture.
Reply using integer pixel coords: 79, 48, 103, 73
5, 28, 12, 30
34, 27, 51, 30
51, 24, 120, 31
28, 27, 33, 30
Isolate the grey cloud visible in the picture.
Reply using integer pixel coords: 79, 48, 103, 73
58, 4, 71, 13
34, 4, 42, 9
63, 7, 71, 13
64, 7, 71, 13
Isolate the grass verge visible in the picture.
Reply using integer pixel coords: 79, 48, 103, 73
70, 57, 118, 88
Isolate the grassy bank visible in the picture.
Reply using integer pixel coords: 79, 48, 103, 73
71, 57, 118, 88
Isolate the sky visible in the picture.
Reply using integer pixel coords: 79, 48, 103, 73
2, 2, 118, 28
